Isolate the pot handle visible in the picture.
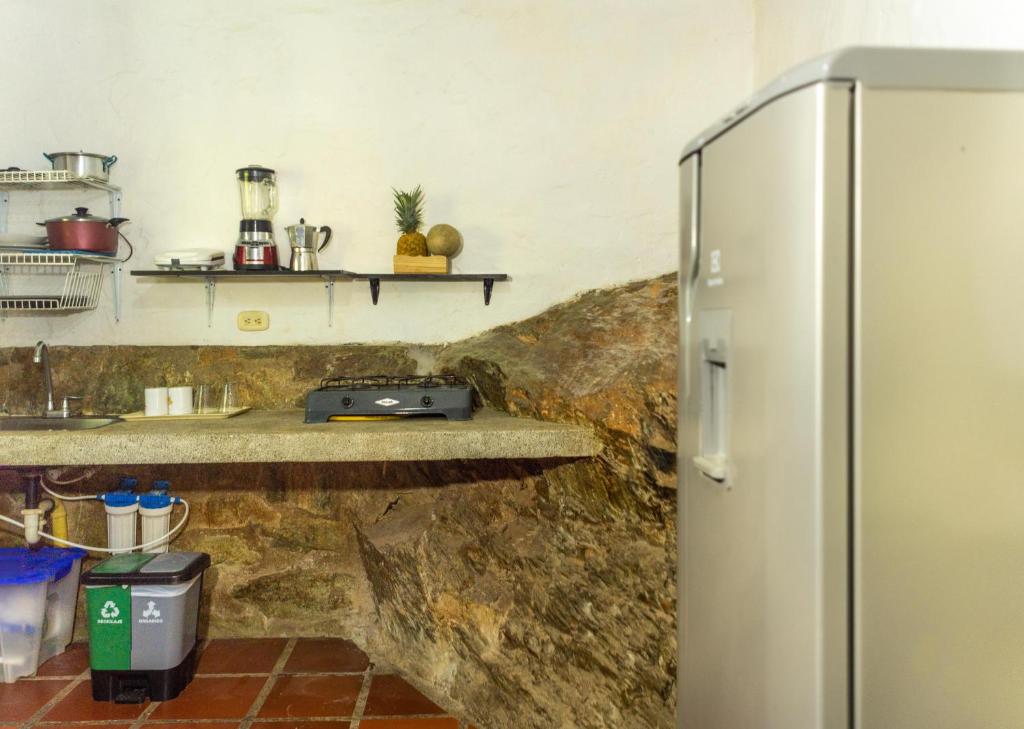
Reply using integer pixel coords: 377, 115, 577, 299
107, 217, 130, 228
318, 225, 332, 252
102, 154, 118, 172
42, 152, 55, 163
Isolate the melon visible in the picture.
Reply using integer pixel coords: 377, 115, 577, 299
426, 224, 463, 257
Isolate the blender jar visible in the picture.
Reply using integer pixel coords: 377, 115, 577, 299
236, 166, 278, 221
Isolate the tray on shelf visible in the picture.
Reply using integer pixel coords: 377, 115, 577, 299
117, 406, 251, 422
0, 169, 120, 192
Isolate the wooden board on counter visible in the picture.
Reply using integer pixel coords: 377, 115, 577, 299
118, 406, 251, 421
393, 254, 450, 274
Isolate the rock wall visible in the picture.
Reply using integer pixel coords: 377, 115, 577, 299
0, 273, 678, 729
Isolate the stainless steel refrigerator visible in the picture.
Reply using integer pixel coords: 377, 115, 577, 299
678, 47, 1024, 729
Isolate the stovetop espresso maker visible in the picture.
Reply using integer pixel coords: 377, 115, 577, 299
285, 218, 332, 271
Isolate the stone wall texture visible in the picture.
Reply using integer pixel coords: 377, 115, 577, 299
0, 272, 679, 729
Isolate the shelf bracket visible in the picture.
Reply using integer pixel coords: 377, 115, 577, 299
205, 276, 216, 327
0, 192, 8, 234
325, 277, 335, 327
369, 277, 380, 305
483, 278, 494, 305
108, 190, 122, 219
112, 262, 124, 322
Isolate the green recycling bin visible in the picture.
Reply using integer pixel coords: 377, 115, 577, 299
82, 551, 210, 703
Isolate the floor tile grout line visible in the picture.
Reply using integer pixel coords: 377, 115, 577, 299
22, 668, 374, 681
348, 666, 374, 729
237, 636, 297, 729
11, 640, 463, 729
128, 695, 160, 729
19, 671, 86, 729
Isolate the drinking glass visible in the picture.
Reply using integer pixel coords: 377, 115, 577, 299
194, 384, 216, 414
221, 383, 238, 413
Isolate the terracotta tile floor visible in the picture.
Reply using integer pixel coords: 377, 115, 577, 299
2, 638, 475, 729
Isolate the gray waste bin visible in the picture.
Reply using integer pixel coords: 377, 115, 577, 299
82, 551, 210, 703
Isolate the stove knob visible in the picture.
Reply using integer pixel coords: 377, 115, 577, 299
342, 396, 354, 408
421, 396, 434, 408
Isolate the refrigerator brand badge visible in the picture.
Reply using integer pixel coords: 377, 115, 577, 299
375, 398, 400, 407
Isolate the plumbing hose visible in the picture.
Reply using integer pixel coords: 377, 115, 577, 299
0, 499, 190, 554
40, 483, 98, 502
44, 467, 96, 486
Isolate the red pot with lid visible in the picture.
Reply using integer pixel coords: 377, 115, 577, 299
38, 207, 129, 254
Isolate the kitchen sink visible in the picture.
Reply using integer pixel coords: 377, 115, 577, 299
0, 416, 121, 431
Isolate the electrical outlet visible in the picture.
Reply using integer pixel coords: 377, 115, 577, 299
237, 310, 270, 331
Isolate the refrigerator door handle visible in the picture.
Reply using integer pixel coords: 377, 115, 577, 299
695, 310, 731, 485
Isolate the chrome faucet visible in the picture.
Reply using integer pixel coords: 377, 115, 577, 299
32, 341, 81, 418
33, 341, 55, 415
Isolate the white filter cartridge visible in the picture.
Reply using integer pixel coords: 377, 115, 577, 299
139, 495, 174, 554
103, 493, 139, 553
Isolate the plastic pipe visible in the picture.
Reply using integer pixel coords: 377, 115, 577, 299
0, 499, 189, 554
21, 507, 42, 545
49, 499, 69, 542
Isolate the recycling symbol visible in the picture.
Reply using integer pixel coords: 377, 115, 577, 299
100, 601, 120, 619
142, 601, 161, 619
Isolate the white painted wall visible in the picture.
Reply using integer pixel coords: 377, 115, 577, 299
0, 0, 753, 346
754, 0, 1024, 85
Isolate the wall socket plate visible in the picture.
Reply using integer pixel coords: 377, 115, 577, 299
237, 310, 270, 331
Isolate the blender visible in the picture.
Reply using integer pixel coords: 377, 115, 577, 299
233, 165, 280, 270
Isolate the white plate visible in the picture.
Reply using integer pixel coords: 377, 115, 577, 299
0, 233, 48, 247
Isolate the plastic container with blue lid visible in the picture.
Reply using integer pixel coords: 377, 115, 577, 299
0, 547, 88, 678
0, 560, 51, 683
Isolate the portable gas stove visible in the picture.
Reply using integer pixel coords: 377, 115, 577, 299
304, 374, 474, 422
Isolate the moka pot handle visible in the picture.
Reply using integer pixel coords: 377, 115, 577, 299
318, 226, 332, 252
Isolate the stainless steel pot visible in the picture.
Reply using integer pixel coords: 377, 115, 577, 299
43, 151, 118, 181
38, 207, 129, 254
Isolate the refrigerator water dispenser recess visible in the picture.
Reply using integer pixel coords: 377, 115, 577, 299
694, 309, 731, 483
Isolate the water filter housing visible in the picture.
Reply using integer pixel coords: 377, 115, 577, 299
139, 492, 175, 554
103, 492, 138, 554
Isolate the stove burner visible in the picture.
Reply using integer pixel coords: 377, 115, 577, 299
317, 374, 468, 391
305, 373, 474, 422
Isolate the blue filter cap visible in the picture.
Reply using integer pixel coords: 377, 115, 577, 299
139, 492, 173, 510
103, 491, 139, 508
151, 480, 171, 494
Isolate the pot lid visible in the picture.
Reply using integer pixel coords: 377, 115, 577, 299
44, 207, 109, 223
236, 165, 275, 181
45, 151, 108, 159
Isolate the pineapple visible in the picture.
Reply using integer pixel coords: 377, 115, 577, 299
393, 186, 427, 256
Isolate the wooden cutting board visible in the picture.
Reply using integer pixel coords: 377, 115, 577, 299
118, 406, 251, 421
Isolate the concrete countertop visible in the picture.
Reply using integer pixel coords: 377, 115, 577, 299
0, 409, 602, 467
